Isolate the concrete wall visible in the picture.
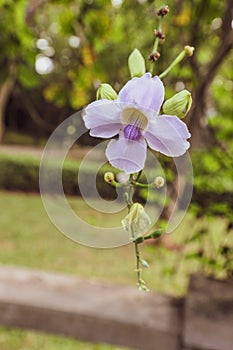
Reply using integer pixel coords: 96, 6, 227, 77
0, 267, 232, 350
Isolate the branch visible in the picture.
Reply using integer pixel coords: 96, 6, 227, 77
188, 0, 211, 80
201, 9, 233, 91
0, 79, 15, 142
188, 0, 233, 134
221, 0, 233, 40
189, 0, 233, 90
25, 0, 49, 24
18, 88, 55, 132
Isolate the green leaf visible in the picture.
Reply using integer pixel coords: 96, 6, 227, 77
128, 48, 146, 78
140, 258, 150, 268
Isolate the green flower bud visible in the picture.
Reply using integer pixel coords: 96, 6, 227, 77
96, 83, 118, 100
163, 89, 192, 118
154, 176, 165, 189
128, 48, 146, 78
104, 172, 115, 183
122, 203, 151, 237
150, 229, 163, 239
144, 229, 163, 240
184, 45, 195, 57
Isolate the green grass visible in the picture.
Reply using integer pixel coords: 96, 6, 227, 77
0, 190, 232, 349
0, 327, 130, 350
0, 191, 231, 294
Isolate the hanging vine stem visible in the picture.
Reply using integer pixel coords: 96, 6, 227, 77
104, 171, 164, 291
126, 174, 150, 291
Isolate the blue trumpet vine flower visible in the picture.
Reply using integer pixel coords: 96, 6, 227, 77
83, 73, 191, 174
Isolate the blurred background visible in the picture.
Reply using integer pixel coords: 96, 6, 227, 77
0, 0, 232, 349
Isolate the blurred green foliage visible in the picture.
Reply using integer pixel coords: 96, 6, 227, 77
0, 153, 117, 197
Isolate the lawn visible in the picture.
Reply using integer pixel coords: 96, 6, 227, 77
0, 327, 131, 350
0, 191, 196, 293
0, 190, 232, 349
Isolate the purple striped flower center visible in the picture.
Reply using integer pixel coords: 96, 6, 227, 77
123, 124, 142, 140
121, 107, 148, 141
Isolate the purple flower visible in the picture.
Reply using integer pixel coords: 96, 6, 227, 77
83, 73, 191, 174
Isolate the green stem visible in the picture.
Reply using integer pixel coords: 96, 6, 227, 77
132, 181, 154, 188
124, 181, 134, 211
107, 180, 129, 188
136, 170, 143, 182
159, 47, 193, 79
131, 226, 143, 289
124, 174, 150, 291
134, 240, 141, 286
149, 16, 163, 75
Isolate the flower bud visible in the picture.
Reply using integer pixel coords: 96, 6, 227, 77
157, 5, 169, 17
104, 172, 115, 183
154, 176, 165, 188
150, 229, 163, 239
122, 203, 151, 237
163, 89, 192, 118
128, 48, 146, 78
184, 45, 195, 57
148, 51, 160, 62
96, 84, 118, 100
116, 172, 130, 183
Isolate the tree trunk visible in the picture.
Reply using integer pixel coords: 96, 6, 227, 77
0, 79, 14, 143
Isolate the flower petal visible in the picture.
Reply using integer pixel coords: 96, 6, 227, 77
83, 100, 122, 138
106, 135, 147, 174
118, 73, 164, 114
144, 115, 191, 157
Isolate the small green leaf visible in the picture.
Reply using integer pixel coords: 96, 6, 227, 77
138, 283, 150, 292
140, 258, 150, 268
128, 48, 146, 78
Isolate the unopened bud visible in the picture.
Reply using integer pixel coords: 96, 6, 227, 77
154, 29, 165, 40
163, 89, 192, 118
157, 5, 169, 16
148, 52, 160, 62
97, 84, 118, 100
116, 172, 130, 183
128, 48, 146, 78
150, 229, 163, 239
104, 172, 115, 183
154, 176, 165, 188
184, 45, 195, 57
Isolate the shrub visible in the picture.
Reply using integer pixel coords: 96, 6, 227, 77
0, 153, 117, 198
